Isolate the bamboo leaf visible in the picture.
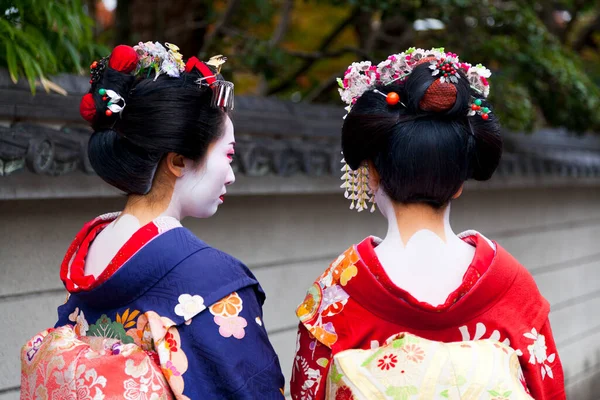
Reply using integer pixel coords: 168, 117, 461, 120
62, 39, 84, 74
15, 46, 39, 94
5, 42, 19, 84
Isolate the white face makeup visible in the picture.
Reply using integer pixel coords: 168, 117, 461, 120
163, 115, 236, 220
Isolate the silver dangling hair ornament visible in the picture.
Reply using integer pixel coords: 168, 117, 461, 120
340, 154, 376, 213
193, 55, 235, 111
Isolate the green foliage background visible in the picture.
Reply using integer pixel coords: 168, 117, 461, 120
1, 0, 598, 132
0, 0, 107, 93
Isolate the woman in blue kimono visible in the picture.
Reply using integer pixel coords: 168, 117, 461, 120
20, 43, 285, 399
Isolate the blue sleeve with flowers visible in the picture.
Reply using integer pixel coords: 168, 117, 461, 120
171, 285, 285, 399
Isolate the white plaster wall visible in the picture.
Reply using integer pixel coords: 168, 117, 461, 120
1, 187, 599, 399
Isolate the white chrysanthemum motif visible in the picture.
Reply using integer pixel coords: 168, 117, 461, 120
523, 328, 556, 380
459, 322, 512, 347
174, 294, 206, 322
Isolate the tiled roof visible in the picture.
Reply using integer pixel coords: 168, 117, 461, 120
1, 68, 600, 179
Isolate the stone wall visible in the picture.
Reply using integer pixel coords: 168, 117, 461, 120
1, 187, 599, 399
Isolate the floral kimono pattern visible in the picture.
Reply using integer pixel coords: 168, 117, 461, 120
290, 232, 565, 400
21, 214, 285, 399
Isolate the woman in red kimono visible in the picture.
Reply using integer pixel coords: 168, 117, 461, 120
290, 48, 565, 399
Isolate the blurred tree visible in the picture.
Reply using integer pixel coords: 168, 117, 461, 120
130, 0, 595, 133
0, 0, 107, 93
2, 0, 598, 132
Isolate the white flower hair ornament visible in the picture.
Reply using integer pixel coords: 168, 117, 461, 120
338, 47, 492, 212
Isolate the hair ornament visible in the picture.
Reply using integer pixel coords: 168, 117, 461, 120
338, 47, 492, 213
109, 45, 139, 74
99, 88, 126, 117
338, 48, 491, 116
79, 41, 235, 124
340, 157, 375, 213
429, 56, 460, 84
373, 89, 404, 107
80, 93, 96, 123
188, 55, 235, 111
468, 98, 491, 120
89, 56, 108, 85
206, 55, 228, 74
133, 41, 185, 80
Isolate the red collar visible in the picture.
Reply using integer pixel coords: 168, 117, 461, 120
344, 233, 520, 329
60, 214, 161, 293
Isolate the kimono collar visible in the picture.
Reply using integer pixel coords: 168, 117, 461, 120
60, 213, 182, 293
343, 232, 521, 330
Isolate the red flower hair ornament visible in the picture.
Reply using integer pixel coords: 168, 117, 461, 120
80, 43, 234, 124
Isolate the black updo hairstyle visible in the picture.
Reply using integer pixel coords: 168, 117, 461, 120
341, 62, 502, 208
87, 62, 227, 195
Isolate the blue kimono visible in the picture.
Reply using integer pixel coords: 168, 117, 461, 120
56, 215, 285, 399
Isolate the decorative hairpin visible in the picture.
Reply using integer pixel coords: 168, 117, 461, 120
373, 89, 405, 107
468, 98, 491, 120
187, 56, 235, 111
340, 156, 375, 213
99, 88, 126, 117
133, 41, 186, 80
89, 57, 108, 85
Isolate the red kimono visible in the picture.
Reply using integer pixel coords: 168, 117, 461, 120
290, 232, 565, 400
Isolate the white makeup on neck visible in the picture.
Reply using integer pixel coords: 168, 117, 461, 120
163, 115, 236, 220
373, 186, 476, 306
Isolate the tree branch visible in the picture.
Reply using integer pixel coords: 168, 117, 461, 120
165, 21, 209, 39
267, 7, 361, 95
573, 12, 600, 51
284, 46, 371, 60
303, 68, 345, 103
199, 0, 240, 57
304, 13, 381, 103
256, 0, 294, 95
269, 0, 293, 47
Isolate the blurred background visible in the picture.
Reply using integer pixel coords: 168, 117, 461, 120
1, 1, 600, 399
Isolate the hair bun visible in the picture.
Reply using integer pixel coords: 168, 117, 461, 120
108, 45, 138, 74
419, 79, 457, 112
414, 56, 457, 112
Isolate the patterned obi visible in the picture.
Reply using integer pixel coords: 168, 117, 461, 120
21, 325, 173, 400
326, 332, 533, 400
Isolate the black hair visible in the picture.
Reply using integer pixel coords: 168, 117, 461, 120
87, 67, 227, 194
341, 62, 502, 208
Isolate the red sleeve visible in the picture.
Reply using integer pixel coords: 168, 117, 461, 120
518, 320, 566, 400
290, 323, 332, 400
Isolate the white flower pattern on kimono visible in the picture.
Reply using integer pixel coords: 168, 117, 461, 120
69, 307, 89, 336
174, 294, 206, 322
459, 322, 514, 348
523, 328, 556, 380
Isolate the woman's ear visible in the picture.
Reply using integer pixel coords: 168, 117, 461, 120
367, 160, 380, 193
452, 184, 464, 200
164, 152, 186, 178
